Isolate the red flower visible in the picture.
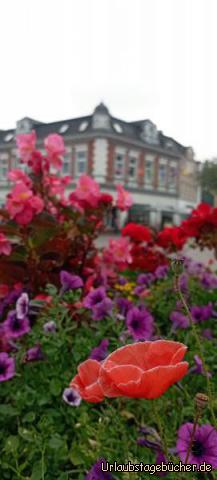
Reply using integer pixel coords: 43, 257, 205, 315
70, 359, 104, 403
99, 193, 113, 205
99, 340, 188, 400
121, 223, 152, 243
130, 244, 168, 272
157, 226, 188, 251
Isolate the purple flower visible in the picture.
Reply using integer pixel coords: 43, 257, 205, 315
85, 458, 114, 479
154, 265, 169, 280
92, 298, 113, 321
118, 276, 127, 285
200, 272, 217, 290
0, 352, 15, 382
191, 303, 213, 323
3, 310, 30, 338
24, 344, 44, 363
202, 328, 213, 340
60, 270, 83, 293
137, 273, 155, 287
89, 339, 109, 361
185, 260, 205, 276
62, 387, 81, 406
170, 311, 190, 330
126, 306, 154, 340
176, 423, 217, 468
155, 451, 168, 477
179, 273, 189, 292
16, 293, 29, 319
83, 287, 107, 309
189, 355, 212, 377
0, 287, 23, 318
116, 297, 132, 317
43, 320, 56, 333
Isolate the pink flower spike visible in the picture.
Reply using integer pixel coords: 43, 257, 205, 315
116, 184, 133, 211
8, 169, 32, 188
0, 233, 12, 256
74, 175, 101, 207
16, 130, 36, 163
44, 134, 65, 168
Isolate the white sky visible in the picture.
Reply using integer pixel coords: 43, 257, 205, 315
0, 0, 217, 160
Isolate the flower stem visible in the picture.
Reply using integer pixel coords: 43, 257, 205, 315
152, 399, 169, 460
174, 274, 217, 428
184, 412, 200, 464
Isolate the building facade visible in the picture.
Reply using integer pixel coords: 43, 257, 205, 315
0, 103, 201, 230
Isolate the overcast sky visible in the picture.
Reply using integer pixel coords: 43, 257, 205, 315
0, 0, 217, 160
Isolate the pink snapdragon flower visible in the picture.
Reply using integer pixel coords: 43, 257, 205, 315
16, 130, 36, 163
73, 175, 101, 208
6, 182, 44, 225
103, 237, 132, 268
44, 133, 65, 168
0, 233, 12, 256
8, 169, 32, 188
116, 184, 133, 211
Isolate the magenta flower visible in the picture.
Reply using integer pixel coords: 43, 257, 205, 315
6, 182, 44, 225
116, 184, 133, 211
89, 339, 109, 361
16, 130, 36, 163
44, 133, 65, 168
0, 352, 15, 382
92, 298, 113, 321
137, 273, 155, 287
62, 387, 81, 406
83, 287, 107, 309
190, 303, 213, 323
200, 272, 217, 290
154, 265, 169, 280
177, 423, 217, 468
116, 297, 132, 317
3, 310, 30, 338
170, 311, 190, 330
0, 233, 12, 256
85, 458, 114, 479
189, 355, 212, 377
126, 306, 154, 340
60, 270, 83, 293
16, 292, 29, 319
24, 344, 44, 363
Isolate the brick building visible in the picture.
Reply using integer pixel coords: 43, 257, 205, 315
0, 103, 201, 230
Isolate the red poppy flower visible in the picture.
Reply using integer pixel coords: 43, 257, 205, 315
99, 340, 188, 400
70, 359, 104, 403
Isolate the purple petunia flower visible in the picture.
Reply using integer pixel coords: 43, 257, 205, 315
116, 297, 132, 317
60, 270, 83, 293
62, 387, 81, 406
16, 293, 29, 319
118, 276, 128, 285
126, 306, 154, 340
170, 311, 190, 330
3, 310, 30, 338
24, 344, 44, 363
155, 451, 168, 477
201, 328, 213, 340
200, 272, 217, 290
185, 260, 205, 277
43, 320, 56, 333
85, 458, 114, 479
154, 265, 169, 280
176, 423, 217, 468
189, 355, 212, 377
179, 273, 189, 293
92, 298, 113, 321
190, 303, 213, 323
137, 273, 155, 287
89, 339, 109, 361
0, 352, 15, 382
83, 287, 107, 309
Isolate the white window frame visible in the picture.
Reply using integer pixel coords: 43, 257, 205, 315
144, 155, 154, 187
114, 153, 125, 179
128, 156, 138, 180
62, 147, 72, 175
0, 153, 9, 180
75, 146, 87, 177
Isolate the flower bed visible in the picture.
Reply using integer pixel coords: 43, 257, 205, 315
1, 131, 217, 479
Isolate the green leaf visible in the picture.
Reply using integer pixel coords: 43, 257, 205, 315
5, 435, 19, 452
50, 378, 62, 396
31, 461, 44, 480
69, 445, 85, 465
0, 404, 18, 416
18, 427, 36, 442
23, 412, 36, 423
48, 434, 65, 450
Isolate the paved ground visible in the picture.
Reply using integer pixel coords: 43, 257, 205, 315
95, 234, 216, 268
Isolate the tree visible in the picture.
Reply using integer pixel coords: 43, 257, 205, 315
199, 159, 217, 194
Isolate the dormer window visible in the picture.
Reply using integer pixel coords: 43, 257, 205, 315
16, 118, 32, 134
92, 103, 110, 130
141, 121, 159, 145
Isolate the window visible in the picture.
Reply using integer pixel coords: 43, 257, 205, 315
158, 164, 167, 188
128, 157, 137, 179
75, 151, 87, 176
78, 121, 88, 132
113, 123, 123, 134
114, 153, 124, 179
59, 124, 69, 134
0, 153, 9, 180
168, 164, 177, 190
62, 151, 71, 175
145, 158, 154, 186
